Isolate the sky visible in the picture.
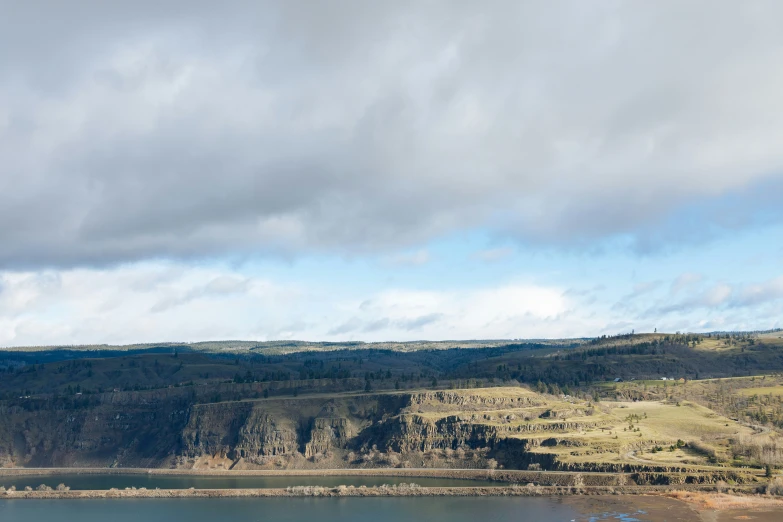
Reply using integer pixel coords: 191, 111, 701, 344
1, 1, 782, 347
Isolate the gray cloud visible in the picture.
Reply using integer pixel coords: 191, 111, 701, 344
270, 320, 311, 339
3, 1, 783, 268
361, 318, 391, 333
325, 313, 442, 336
397, 313, 444, 331
326, 317, 363, 337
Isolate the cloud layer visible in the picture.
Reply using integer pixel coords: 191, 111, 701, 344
2, 261, 780, 347
2, 1, 783, 268
0, 262, 591, 346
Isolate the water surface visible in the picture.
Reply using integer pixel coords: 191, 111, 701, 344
0, 497, 583, 522
0, 473, 495, 491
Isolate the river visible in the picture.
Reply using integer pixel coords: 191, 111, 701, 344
0, 497, 590, 521
0, 473, 496, 491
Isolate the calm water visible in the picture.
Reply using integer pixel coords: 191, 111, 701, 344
0, 497, 586, 521
0, 474, 496, 491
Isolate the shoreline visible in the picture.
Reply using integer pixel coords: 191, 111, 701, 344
4, 478, 783, 521
0, 467, 570, 476
0, 466, 764, 490
0, 484, 759, 499
4, 466, 780, 518
0, 467, 613, 478
0, 466, 759, 484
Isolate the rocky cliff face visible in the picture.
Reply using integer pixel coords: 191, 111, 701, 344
405, 390, 545, 411
0, 401, 187, 468
304, 417, 353, 458
176, 396, 385, 465
353, 389, 567, 453
357, 414, 499, 453
181, 402, 256, 458
0, 388, 592, 470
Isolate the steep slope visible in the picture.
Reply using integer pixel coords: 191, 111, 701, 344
0, 387, 761, 475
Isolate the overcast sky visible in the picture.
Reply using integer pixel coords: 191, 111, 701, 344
1, 1, 782, 347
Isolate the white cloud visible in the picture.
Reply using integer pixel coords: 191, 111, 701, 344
703, 284, 734, 307
733, 276, 783, 307
0, 263, 294, 346
1, 263, 781, 347
0, 263, 603, 346
292, 283, 586, 340
648, 276, 783, 315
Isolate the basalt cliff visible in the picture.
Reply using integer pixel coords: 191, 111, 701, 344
0, 388, 596, 471
0, 386, 756, 485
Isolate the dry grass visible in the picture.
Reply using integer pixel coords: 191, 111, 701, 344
440, 387, 541, 400
664, 490, 783, 510
402, 386, 764, 470
515, 400, 756, 468
738, 385, 783, 397
758, 332, 783, 346
411, 388, 781, 471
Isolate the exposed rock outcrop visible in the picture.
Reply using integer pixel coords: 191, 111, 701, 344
0, 388, 748, 477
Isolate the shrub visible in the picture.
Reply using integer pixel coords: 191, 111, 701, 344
766, 477, 783, 496
688, 440, 717, 461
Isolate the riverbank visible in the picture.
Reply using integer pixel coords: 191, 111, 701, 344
4, 482, 783, 521
0, 466, 757, 488
0, 467, 601, 479
660, 491, 783, 522
0, 484, 762, 499
567, 493, 783, 522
